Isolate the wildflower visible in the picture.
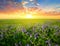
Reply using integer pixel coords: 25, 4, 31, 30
41, 24, 48, 31
15, 43, 18, 46
53, 25, 60, 31
34, 33, 39, 39
26, 44, 30, 46
46, 39, 50, 43
54, 25, 59, 29
30, 34, 32, 38
26, 32, 29, 35
21, 27, 26, 33
46, 39, 52, 46
19, 41, 22, 46
48, 43, 51, 46
0, 32, 3, 40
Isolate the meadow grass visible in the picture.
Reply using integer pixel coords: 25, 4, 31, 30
0, 19, 60, 46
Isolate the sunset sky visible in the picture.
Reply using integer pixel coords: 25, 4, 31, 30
0, 0, 60, 19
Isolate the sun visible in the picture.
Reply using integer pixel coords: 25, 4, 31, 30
25, 14, 33, 18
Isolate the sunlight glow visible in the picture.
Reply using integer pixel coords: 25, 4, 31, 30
25, 14, 33, 18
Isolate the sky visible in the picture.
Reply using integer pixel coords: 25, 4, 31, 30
0, 0, 60, 10
0, 0, 60, 19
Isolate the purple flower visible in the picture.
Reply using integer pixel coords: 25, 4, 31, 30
45, 39, 50, 43
26, 44, 30, 46
53, 25, 60, 31
19, 41, 22, 46
34, 33, 39, 39
21, 27, 26, 33
0, 32, 3, 40
45, 39, 51, 46
26, 32, 29, 35
48, 43, 51, 46
15, 43, 18, 46
41, 24, 48, 30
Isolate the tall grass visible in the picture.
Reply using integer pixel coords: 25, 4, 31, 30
0, 21, 60, 46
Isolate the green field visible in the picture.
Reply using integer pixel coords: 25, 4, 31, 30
0, 19, 60, 28
0, 19, 60, 46
0, 19, 59, 24
0, 19, 60, 25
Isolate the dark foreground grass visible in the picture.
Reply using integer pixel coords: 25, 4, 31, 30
0, 19, 60, 46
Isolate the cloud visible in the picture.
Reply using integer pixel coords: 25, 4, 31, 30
0, 0, 23, 13
0, 0, 40, 10
22, 1, 29, 5
0, 0, 60, 16
30, 0, 38, 6
30, 0, 33, 1
44, 8, 60, 15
